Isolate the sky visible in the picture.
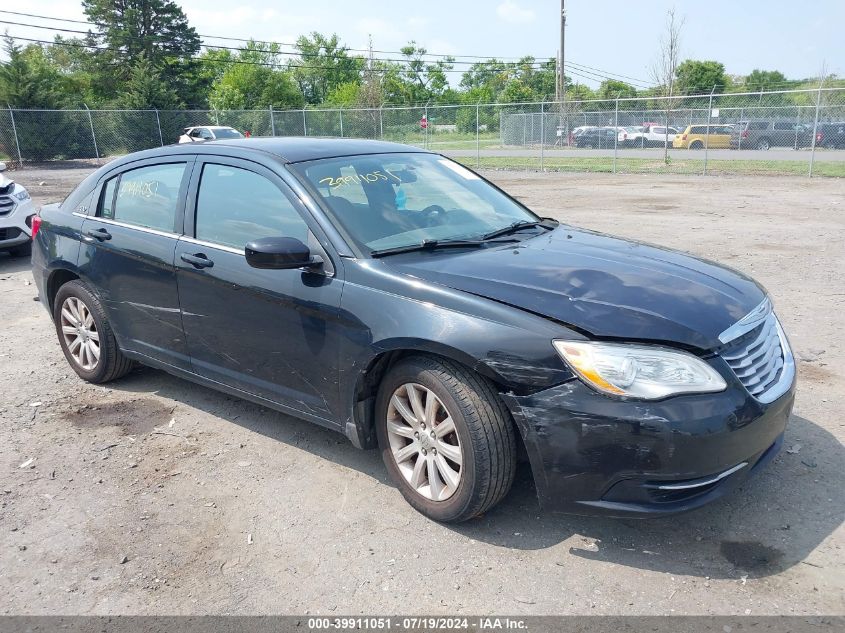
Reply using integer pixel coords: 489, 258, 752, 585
4, 0, 844, 88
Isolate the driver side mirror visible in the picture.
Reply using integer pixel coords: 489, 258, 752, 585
245, 236, 323, 271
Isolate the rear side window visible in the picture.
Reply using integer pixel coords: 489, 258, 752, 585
194, 163, 309, 250
101, 163, 186, 232
750, 122, 769, 130
773, 122, 793, 131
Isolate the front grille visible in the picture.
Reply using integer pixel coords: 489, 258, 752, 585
720, 314, 785, 400
0, 227, 21, 241
0, 196, 14, 217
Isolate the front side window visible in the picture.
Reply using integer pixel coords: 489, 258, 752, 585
195, 163, 309, 250
292, 153, 538, 253
102, 163, 186, 232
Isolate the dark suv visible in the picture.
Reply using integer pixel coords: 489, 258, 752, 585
730, 120, 815, 150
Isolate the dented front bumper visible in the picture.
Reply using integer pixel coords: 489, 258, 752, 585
501, 374, 795, 517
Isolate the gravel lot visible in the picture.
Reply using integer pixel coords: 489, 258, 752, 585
1, 165, 843, 615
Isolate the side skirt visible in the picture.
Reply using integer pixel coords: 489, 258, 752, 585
122, 349, 345, 436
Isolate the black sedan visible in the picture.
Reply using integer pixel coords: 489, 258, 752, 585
31, 138, 796, 522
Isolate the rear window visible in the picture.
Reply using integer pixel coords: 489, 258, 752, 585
100, 163, 186, 233
213, 128, 244, 139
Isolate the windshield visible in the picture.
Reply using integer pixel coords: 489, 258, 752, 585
213, 128, 244, 139
292, 153, 539, 253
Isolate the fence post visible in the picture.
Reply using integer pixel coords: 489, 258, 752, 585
302, 109, 307, 136
475, 102, 480, 169
613, 96, 619, 174
154, 109, 164, 146
339, 109, 344, 138
269, 105, 275, 136
424, 103, 429, 149
809, 84, 822, 178
539, 99, 544, 172
7, 106, 23, 167
83, 104, 100, 164
379, 105, 384, 139
703, 85, 715, 176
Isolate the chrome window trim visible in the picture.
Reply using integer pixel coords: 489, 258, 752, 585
718, 297, 772, 344
73, 212, 179, 239
179, 235, 244, 256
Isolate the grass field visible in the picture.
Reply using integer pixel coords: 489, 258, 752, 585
455, 156, 845, 177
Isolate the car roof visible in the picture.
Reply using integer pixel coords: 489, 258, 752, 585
109, 137, 431, 167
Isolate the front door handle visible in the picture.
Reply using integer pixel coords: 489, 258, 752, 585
86, 228, 112, 241
180, 252, 214, 269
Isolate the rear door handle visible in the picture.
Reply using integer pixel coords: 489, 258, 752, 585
86, 228, 112, 241
180, 252, 214, 269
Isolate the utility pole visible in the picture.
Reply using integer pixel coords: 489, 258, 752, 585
557, 0, 567, 144
556, 0, 566, 104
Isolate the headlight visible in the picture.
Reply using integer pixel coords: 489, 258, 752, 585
14, 189, 30, 201
553, 340, 727, 399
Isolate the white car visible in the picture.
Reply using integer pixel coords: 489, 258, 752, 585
641, 124, 679, 147
0, 161, 37, 257
177, 126, 244, 143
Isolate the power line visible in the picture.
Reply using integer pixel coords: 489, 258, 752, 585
0, 8, 654, 85
0, 9, 541, 62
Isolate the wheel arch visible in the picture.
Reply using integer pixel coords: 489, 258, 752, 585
46, 267, 82, 314
345, 341, 520, 452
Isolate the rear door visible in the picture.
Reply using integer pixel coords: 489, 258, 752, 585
175, 156, 345, 421
78, 159, 194, 370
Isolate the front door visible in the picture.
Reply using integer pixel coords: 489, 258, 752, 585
78, 159, 193, 370
175, 157, 345, 422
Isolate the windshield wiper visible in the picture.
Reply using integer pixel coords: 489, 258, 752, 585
370, 238, 516, 258
481, 218, 557, 241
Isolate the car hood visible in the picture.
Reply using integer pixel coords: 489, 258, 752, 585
388, 226, 766, 350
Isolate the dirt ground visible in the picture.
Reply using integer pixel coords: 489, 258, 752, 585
1, 165, 843, 616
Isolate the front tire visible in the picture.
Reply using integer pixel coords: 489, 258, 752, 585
376, 356, 516, 523
53, 280, 134, 383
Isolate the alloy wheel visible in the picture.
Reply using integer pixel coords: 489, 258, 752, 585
60, 296, 100, 371
386, 383, 463, 502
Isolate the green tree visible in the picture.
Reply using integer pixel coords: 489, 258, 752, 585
116, 54, 181, 108
0, 37, 65, 108
397, 42, 454, 104
292, 33, 364, 105
208, 42, 303, 110
675, 60, 726, 94
598, 79, 638, 99
324, 81, 361, 107
82, 0, 202, 103
744, 69, 789, 92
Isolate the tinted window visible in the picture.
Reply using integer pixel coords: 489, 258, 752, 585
773, 122, 793, 131
107, 163, 185, 232
195, 164, 308, 250
751, 122, 769, 130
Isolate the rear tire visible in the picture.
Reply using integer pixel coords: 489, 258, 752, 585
757, 138, 771, 151
53, 280, 134, 383
375, 356, 516, 523
9, 241, 31, 257
689, 140, 704, 150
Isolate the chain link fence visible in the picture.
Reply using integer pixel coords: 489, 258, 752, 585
1, 88, 844, 177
